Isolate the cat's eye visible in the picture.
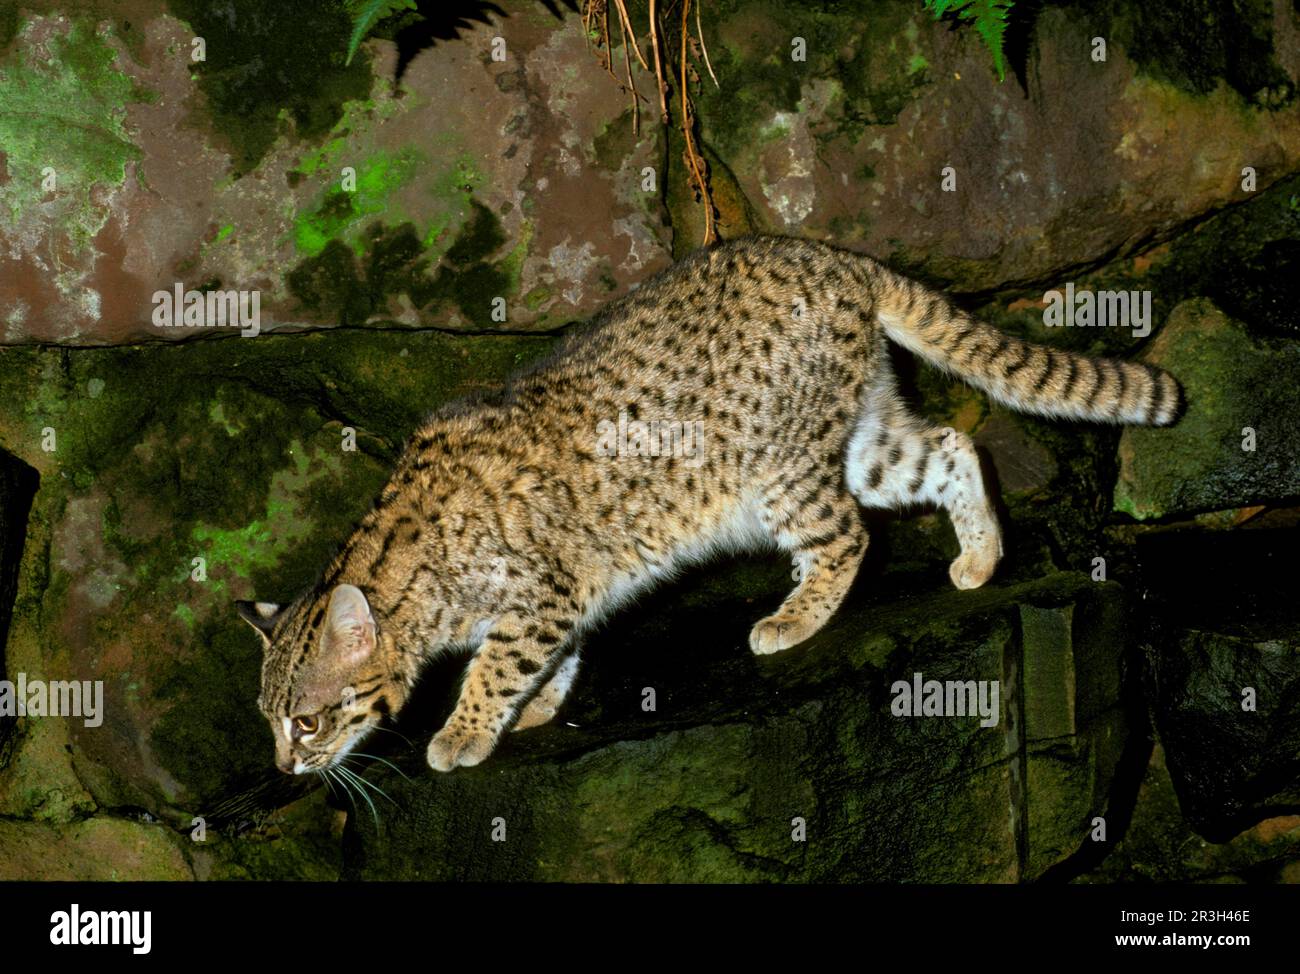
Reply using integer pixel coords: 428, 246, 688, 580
292, 715, 319, 737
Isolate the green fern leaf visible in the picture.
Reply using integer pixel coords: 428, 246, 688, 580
345, 0, 418, 66
926, 0, 965, 16
922, 0, 1014, 81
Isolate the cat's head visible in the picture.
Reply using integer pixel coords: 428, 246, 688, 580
236, 584, 407, 775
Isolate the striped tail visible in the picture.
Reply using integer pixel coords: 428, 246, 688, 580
870, 267, 1182, 426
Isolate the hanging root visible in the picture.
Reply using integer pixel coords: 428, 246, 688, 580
580, 0, 721, 245
582, 0, 649, 134
678, 0, 717, 245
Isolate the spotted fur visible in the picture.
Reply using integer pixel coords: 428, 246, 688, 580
237, 235, 1181, 774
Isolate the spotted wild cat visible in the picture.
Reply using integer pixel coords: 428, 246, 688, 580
237, 235, 1181, 774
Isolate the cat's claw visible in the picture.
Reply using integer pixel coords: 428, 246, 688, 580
427, 726, 496, 772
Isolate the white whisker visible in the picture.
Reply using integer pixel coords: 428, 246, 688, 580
335, 765, 381, 828
350, 752, 412, 781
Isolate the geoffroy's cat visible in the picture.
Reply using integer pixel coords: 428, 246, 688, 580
237, 235, 1181, 775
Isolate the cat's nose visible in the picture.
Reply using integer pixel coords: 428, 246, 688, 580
275, 754, 295, 774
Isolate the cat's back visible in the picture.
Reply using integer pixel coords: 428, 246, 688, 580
510, 235, 873, 397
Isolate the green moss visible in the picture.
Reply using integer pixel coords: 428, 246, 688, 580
696, 0, 931, 155
0, 19, 142, 245
198, 223, 236, 259
208, 400, 241, 436
692, 2, 801, 160
284, 139, 519, 324
292, 149, 423, 257
192, 439, 355, 593
421, 153, 486, 258
172, 604, 197, 631
288, 201, 522, 327
287, 89, 405, 183
0, 817, 193, 880
592, 110, 639, 173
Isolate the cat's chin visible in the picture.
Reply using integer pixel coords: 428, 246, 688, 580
315, 729, 374, 773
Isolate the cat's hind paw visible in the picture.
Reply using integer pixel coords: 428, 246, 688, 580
749, 614, 816, 655
427, 725, 496, 772
948, 548, 999, 590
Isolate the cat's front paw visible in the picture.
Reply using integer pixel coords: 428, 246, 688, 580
427, 725, 497, 772
511, 698, 557, 732
749, 614, 815, 655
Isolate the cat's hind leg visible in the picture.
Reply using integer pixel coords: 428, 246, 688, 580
511, 650, 580, 731
749, 489, 869, 655
845, 397, 1002, 590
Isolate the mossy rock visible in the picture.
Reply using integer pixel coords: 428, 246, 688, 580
0, 815, 192, 881
342, 567, 1132, 882
1078, 745, 1300, 884
1115, 299, 1300, 520
0, 329, 553, 825
190, 790, 344, 881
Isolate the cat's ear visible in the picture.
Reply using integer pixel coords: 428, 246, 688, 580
322, 584, 376, 665
235, 601, 284, 643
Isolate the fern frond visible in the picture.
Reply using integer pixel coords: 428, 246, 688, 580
922, 0, 1014, 81
345, 0, 418, 66
926, 0, 965, 16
